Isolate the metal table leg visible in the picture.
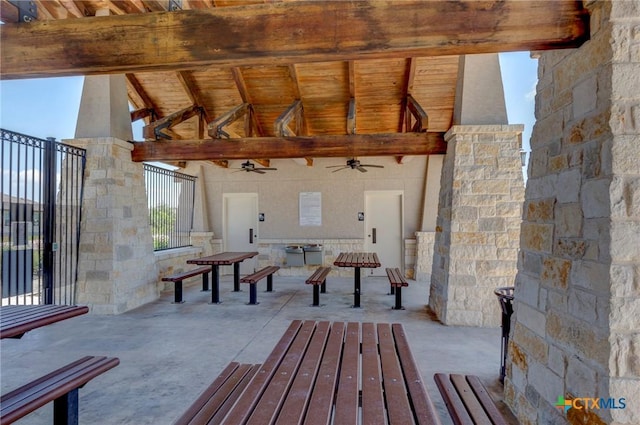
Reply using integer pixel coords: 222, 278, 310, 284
233, 262, 241, 292
211, 265, 221, 304
352, 267, 361, 308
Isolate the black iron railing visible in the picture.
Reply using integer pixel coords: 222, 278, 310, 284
1, 129, 86, 305
143, 163, 196, 251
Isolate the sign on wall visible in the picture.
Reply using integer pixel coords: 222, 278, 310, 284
299, 192, 322, 226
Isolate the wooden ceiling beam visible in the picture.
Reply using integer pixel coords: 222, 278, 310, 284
130, 132, 447, 162
275, 98, 312, 166
0, 1, 589, 79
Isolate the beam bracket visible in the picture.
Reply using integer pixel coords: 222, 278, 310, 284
168, 0, 182, 12
8, 1, 37, 23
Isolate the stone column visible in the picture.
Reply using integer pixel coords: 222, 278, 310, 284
505, 2, 640, 424
429, 125, 525, 326
66, 72, 158, 314
70, 138, 157, 314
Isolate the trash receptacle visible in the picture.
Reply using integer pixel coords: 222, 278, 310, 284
494, 286, 514, 383
285, 246, 304, 267
303, 244, 323, 265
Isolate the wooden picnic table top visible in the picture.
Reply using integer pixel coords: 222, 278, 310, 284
187, 252, 258, 266
217, 320, 441, 425
334, 252, 381, 268
0, 305, 89, 339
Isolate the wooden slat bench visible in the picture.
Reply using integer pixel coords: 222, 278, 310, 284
0, 305, 89, 339
173, 362, 261, 425
385, 267, 409, 310
162, 266, 210, 303
0, 356, 120, 425
305, 266, 331, 306
434, 373, 508, 425
176, 320, 441, 424
240, 266, 280, 305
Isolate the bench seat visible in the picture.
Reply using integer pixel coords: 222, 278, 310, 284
240, 266, 280, 305
305, 266, 331, 306
162, 266, 210, 303
173, 362, 261, 425
386, 267, 408, 310
0, 356, 120, 425
434, 373, 508, 425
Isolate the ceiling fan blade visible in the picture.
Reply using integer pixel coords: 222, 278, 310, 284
326, 165, 346, 168
259, 168, 278, 171
356, 166, 368, 173
250, 169, 266, 174
360, 164, 384, 168
331, 167, 348, 173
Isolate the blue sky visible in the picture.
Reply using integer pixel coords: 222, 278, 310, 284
0, 51, 537, 151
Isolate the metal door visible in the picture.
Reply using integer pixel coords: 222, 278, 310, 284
223, 193, 258, 275
364, 191, 403, 276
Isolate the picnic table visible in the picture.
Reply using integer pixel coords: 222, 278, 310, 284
175, 320, 442, 425
187, 252, 258, 303
0, 305, 89, 339
334, 252, 381, 307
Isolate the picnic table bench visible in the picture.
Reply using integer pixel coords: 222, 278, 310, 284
386, 267, 409, 310
162, 266, 211, 303
434, 373, 509, 425
175, 320, 442, 424
240, 266, 280, 305
305, 266, 331, 306
0, 305, 89, 339
0, 356, 120, 425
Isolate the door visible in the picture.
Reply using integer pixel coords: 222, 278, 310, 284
223, 193, 258, 275
364, 191, 403, 276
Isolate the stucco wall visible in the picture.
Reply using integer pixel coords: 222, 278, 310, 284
187, 156, 434, 241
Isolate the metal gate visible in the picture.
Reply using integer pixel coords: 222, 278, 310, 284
1, 129, 86, 305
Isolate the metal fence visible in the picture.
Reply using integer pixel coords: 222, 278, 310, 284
144, 163, 196, 251
1, 129, 86, 305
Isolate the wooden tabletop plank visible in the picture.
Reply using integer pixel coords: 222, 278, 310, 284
377, 323, 415, 425
187, 251, 258, 265
361, 322, 385, 425
221, 320, 303, 424
302, 322, 346, 425
0, 305, 89, 339
333, 322, 360, 424
392, 323, 443, 425
275, 321, 331, 425
246, 321, 317, 425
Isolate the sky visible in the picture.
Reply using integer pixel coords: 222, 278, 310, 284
0, 51, 538, 160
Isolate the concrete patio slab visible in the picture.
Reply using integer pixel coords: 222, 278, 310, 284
1, 275, 516, 424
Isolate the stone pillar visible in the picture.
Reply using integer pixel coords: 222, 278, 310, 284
430, 125, 525, 326
71, 138, 157, 314
67, 70, 158, 314
505, 2, 640, 424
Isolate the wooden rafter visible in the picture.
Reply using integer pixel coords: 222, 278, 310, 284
406, 95, 428, 133
347, 98, 357, 136
208, 103, 251, 139
131, 132, 447, 162
0, 2, 589, 79
274, 100, 302, 137
131, 108, 154, 122
231, 68, 264, 137
143, 104, 201, 139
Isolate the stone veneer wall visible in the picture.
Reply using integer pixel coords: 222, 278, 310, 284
71, 138, 158, 314
429, 125, 525, 326
505, 2, 640, 424
415, 231, 436, 281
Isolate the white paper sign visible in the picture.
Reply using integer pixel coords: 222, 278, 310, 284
299, 192, 322, 226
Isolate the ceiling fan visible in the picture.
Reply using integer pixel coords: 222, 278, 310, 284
326, 158, 384, 173
232, 160, 278, 174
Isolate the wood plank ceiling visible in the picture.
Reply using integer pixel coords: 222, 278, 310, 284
0, 0, 589, 165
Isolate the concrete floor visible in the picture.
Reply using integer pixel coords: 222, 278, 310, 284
1, 275, 517, 424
